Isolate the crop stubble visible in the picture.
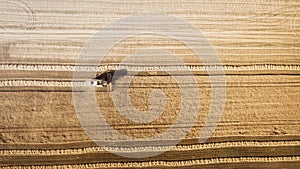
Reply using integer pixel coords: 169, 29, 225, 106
0, 0, 299, 168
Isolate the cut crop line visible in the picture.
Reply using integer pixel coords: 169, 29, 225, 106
1, 79, 300, 87
0, 64, 300, 72
0, 79, 84, 87
0, 140, 299, 156
2, 156, 299, 168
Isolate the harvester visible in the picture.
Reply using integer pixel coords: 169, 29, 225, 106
90, 70, 114, 92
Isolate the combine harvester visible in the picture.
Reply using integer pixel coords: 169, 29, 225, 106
89, 70, 113, 92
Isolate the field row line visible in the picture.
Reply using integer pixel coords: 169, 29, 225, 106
1, 64, 299, 72
1, 79, 300, 87
0, 80, 85, 87
0, 140, 299, 156
2, 156, 299, 168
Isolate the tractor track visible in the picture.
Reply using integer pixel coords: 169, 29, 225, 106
0, 119, 299, 133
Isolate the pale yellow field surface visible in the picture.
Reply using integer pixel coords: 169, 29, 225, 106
0, 0, 299, 168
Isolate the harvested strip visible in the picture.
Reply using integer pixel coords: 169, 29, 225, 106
0, 80, 85, 87
2, 135, 299, 150
2, 156, 299, 168
0, 63, 299, 72
0, 140, 299, 156
0, 79, 300, 87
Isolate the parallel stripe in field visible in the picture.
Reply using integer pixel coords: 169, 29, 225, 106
0, 120, 299, 133
1, 156, 299, 168
1, 63, 299, 72
0, 140, 299, 156
1, 79, 300, 87
1, 136, 299, 149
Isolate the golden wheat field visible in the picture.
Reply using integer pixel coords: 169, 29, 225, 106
0, 0, 300, 168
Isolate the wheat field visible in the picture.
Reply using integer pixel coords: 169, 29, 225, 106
0, 0, 299, 168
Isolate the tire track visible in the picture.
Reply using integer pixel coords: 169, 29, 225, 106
0, 0, 35, 30
1, 119, 299, 133
291, 9, 299, 37
2, 135, 299, 149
